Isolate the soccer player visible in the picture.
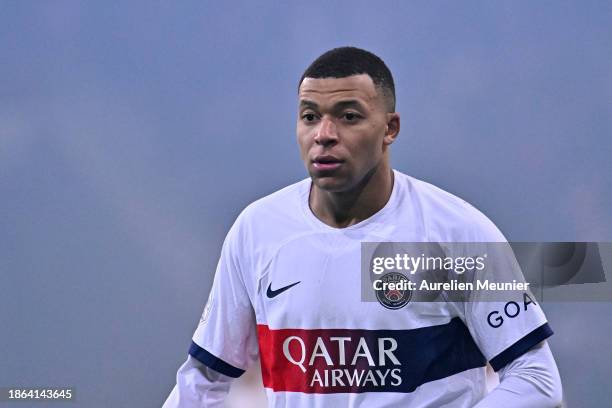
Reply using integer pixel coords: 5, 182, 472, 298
163, 47, 562, 407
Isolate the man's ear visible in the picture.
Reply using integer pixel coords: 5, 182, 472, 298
383, 112, 400, 145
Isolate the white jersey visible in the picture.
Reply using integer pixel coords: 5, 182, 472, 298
190, 170, 552, 407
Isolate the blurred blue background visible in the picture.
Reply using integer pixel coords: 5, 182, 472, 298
1, 1, 611, 406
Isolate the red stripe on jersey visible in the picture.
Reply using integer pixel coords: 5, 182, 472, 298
258, 325, 397, 393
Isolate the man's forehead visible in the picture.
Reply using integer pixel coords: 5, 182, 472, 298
298, 74, 379, 101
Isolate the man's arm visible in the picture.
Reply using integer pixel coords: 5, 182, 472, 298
474, 341, 563, 408
163, 211, 258, 407
163, 355, 233, 408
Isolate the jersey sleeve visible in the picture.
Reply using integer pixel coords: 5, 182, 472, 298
463, 238, 554, 372
189, 215, 259, 378
473, 341, 562, 407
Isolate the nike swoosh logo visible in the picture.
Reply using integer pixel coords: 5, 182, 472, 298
266, 281, 301, 298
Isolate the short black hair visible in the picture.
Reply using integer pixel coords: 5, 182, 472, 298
299, 46, 396, 112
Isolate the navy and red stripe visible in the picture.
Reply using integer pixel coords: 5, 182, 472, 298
257, 317, 487, 393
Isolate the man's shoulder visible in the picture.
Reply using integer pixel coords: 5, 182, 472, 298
241, 178, 309, 221
394, 170, 506, 242
398, 172, 480, 217
223, 179, 312, 270
228, 178, 310, 242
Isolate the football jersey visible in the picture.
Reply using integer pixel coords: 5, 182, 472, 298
190, 169, 553, 407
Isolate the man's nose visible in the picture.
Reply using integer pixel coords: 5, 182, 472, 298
314, 117, 338, 147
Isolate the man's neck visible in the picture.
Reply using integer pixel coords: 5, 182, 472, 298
309, 163, 394, 228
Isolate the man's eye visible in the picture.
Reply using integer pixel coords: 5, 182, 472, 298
302, 113, 317, 122
343, 112, 360, 121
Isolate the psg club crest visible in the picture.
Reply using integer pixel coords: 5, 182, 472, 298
375, 272, 412, 309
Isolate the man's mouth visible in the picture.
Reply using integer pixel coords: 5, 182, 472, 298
312, 155, 344, 171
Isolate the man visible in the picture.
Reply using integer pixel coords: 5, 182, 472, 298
163, 47, 562, 407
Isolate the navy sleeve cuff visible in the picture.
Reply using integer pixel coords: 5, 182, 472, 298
489, 323, 554, 372
188, 341, 246, 378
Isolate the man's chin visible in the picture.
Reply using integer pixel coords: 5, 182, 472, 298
310, 175, 353, 193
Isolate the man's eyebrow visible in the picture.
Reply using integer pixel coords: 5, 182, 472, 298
299, 100, 318, 109
298, 99, 367, 111
332, 100, 366, 111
